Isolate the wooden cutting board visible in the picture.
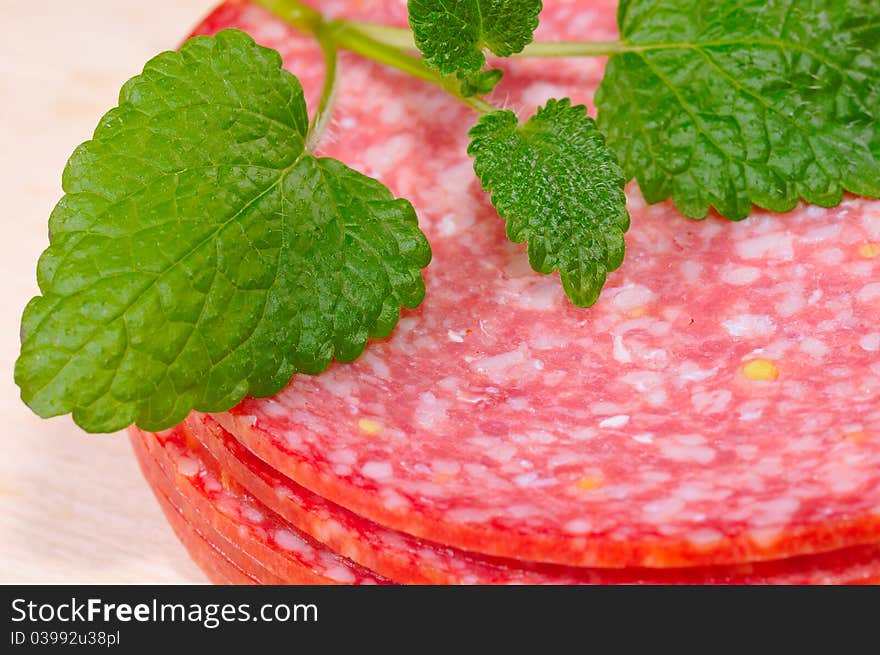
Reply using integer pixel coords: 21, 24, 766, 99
0, 0, 221, 584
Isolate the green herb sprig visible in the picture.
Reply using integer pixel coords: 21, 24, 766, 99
16, 0, 880, 432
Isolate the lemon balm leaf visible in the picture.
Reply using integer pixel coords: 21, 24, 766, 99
15, 29, 431, 433
408, 0, 542, 77
468, 99, 630, 307
595, 0, 880, 219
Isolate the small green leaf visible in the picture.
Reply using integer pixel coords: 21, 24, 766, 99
459, 68, 504, 97
15, 29, 431, 433
468, 99, 630, 307
596, 0, 880, 219
408, 0, 542, 77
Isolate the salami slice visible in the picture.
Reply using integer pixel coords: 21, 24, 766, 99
131, 434, 257, 584
190, 0, 880, 568
131, 426, 388, 585
187, 412, 611, 584
151, 488, 256, 585
187, 413, 880, 584
131, 429, 286, 584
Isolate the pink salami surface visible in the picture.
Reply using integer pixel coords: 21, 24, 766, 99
187, 413, 880, 584
196, 1, 880, 567
130, 425, 387, 585
131, 434, 257, 584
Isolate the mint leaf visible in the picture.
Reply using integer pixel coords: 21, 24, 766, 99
596, 0, 880, 219
408, 0, 542, 77
15, 29, 431, 433
468, 99, 630, 307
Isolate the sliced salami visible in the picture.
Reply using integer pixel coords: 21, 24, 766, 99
187, 412, 609, 584
131, 425, 388, 585
131, 429, 286, 584
193, 0, 880, 568
152, 490, 256, 585
131, 435, 257, 584
188, 413, 880, 584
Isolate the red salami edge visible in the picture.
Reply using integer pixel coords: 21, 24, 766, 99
130, 431, 257, 585
131, 426, 388, 584
185, 414, 482, 583
131, 428, 287, 584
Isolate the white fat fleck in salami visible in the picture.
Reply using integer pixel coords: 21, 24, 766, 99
860, 334, 880, 352
194, 0, 880, 568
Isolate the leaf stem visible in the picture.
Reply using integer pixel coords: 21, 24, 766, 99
250, 0, 322, 33
518, 40, 625, 57
343, 21, 417, 50
252, 0, 495, 115
326, 21, 495, 114
325, 20, 626, 58
306, 24, 339, 151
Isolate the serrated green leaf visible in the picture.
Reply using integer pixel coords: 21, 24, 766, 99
408, 0, 542, 77
596, 0, 880, 219
15, 29, 431, 433
468, 99, 630, 307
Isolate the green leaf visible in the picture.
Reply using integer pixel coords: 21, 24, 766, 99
408, 0, 542, 76
459, 68, 504, 97
468, 99, 630, 307
15, 29, 431, 433
595, 0, 880, 219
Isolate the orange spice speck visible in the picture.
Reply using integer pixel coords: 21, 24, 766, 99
742, 358, 779, 381
574, 475, 604, 491
858, 243, 880, 258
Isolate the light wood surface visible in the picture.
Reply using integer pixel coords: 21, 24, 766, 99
0, 0, 221, 584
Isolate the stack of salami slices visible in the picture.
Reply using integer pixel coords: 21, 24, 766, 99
130, 0, 880, 584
